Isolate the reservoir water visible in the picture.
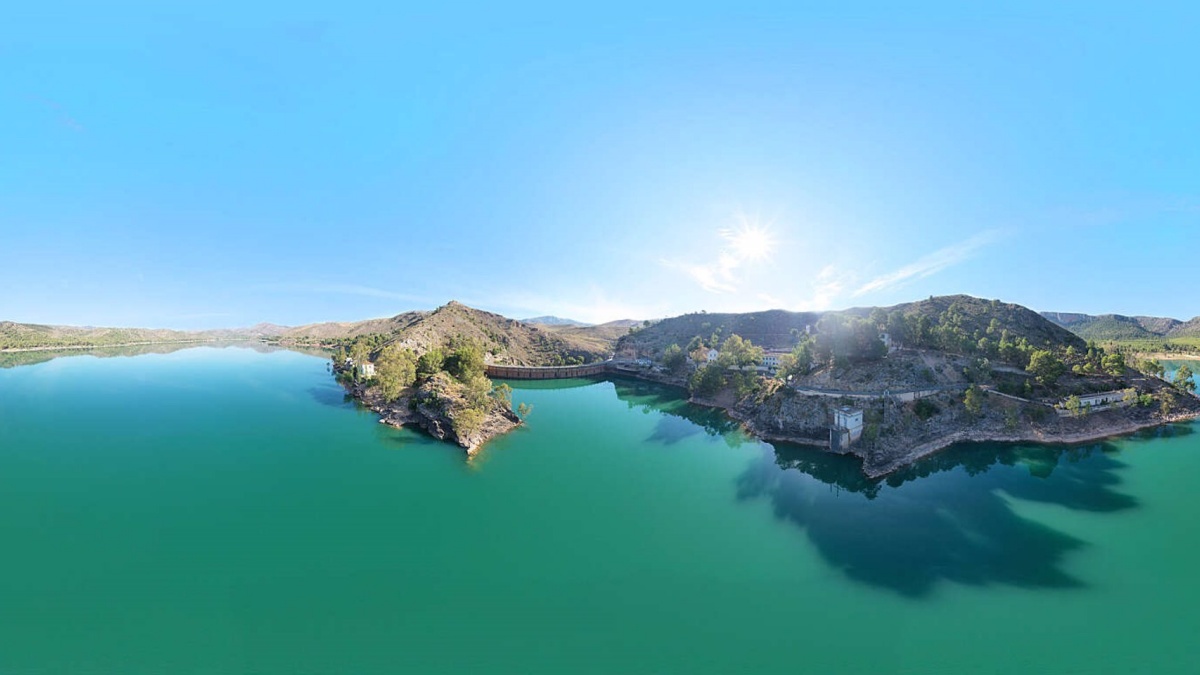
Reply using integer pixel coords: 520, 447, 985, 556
1, 346, 1197, 673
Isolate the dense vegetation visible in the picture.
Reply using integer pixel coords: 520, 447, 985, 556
335, 334, 519, 439
687, 334, 766, 397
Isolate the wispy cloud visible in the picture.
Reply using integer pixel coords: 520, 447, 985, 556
661, 258, 738, 293
810, 265, 853, 309
252, 282, 431, 304
661, 216, 776, 294
28, 95, 85, 132
852, 230, 1003, 297
491, 286, 669, 324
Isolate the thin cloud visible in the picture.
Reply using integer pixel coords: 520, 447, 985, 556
491, 286, 668, 324
661, 216, 777, 294
252, 282, 430, 304
28, 95, 85, 132
852, 230, 1003, 297
660, 258, 738, 293
809, 265, 853, 310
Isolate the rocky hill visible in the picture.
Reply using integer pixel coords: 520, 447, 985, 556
279, 301, 610, 365
538, 319, 642, 356
619, 295, 1082, 359
616, 309, 821, 357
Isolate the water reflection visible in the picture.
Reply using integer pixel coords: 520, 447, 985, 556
610, 377, 748, 448
738, 441, 1140, 597
0, 341, 305, 369
598, 375, 1145, 597
308, 384, 355, 409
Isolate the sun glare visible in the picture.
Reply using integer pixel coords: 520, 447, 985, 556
725, 224, 775, 261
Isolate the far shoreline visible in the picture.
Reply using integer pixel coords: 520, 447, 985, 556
1139, 352, 1200, 362
0, 339, 241, 354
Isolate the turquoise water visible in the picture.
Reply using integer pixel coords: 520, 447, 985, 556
1, 346, 1198, 673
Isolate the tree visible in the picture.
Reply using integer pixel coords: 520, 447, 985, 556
779, 339, 813, 379
1138, 358, 1165, 379
1026, 350, 1065, 387
453, 407, 486, 438
661, 344, 686, 374
689, 363, 726, 397
963, 385, 985, 417
1174, 364, 1196, 392
717, 334, 763, 369
374, 345, 417, 402
445, 340, 485, 382
1063, 395, 1082, 417
1160, 389, 1177, 417
348, 341, 372, 380
1101, 352, 1126, 376
417, 348, 445, 380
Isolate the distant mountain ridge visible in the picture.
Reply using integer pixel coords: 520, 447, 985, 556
1040, 311, 1200, 341
0, 321, 277, 351
520, 316, 592, 327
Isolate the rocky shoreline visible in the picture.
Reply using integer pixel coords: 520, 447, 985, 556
614, 369, 1200, 479
853, 409, 1200, 478
342, 375, 521, 457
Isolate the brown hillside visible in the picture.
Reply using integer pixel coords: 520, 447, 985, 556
280, 301, 610, 365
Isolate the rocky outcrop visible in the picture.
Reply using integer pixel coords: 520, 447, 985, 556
343, 373, 521, 456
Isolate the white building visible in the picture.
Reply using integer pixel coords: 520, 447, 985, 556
706, 348, 719, 363
830, 406, 864, 452
1076, 390, 1130, 408
357, 362, 376, 379
879, 332, 896, 353
761, 350, 790, 371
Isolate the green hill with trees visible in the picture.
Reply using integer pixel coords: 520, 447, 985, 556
1041, 311, 1200, 354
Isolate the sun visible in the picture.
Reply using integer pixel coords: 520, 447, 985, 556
724, 223, 775, 261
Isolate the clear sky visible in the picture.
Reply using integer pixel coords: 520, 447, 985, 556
3, 2, 1198, 328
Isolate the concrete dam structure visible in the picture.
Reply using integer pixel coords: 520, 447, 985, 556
485, 362, 611, 380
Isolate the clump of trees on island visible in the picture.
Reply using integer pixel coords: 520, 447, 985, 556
334, 335, 529, 439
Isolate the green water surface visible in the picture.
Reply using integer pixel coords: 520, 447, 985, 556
0, 346, 1197, 674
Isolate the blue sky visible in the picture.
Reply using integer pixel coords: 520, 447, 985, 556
3, 2, 1198, 328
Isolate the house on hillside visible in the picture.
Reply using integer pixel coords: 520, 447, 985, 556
357, 362, 376, 379
706, 348, 719, 363
1060, 390, 1131, 412
880, 332, 896, 354
761, 350, 790, 372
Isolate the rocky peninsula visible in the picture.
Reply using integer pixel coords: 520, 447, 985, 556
342, 371, 522, 456
614, 295, 1200, 478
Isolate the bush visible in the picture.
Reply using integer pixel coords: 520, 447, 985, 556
914, 398, 939, 420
